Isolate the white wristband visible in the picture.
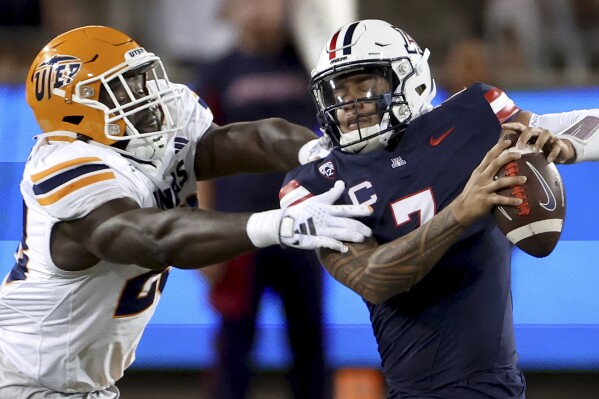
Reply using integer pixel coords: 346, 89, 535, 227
246, 209, 283, 248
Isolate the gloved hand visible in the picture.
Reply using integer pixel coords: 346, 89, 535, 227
246, 181, 372, 252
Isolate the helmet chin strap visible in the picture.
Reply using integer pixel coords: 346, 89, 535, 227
339, 113, 392, 154
112, 121, 167, 161
124, 134, 167, 161
340, 124, 386, 154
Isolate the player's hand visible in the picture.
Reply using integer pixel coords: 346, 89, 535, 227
298, 136, 332, 165
451, 137, 527, 226
502, 122, 575, 163
279, 181, 372, 252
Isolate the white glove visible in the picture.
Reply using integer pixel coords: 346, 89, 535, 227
298, 136, 332, 165
246, 181, 372, 252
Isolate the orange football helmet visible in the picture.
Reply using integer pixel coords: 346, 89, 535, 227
26, 25, 182, 160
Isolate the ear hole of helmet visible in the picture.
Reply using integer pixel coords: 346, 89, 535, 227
62, 115, 84, 125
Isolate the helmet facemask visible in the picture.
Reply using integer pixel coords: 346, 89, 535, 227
77, 52, 183, 161
312, 63, 410, 154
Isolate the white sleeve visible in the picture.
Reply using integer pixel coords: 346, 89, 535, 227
530, 110, 599, 163
151, 81, 214, 144
177, 83, 214, 143
26, 153, 127, 220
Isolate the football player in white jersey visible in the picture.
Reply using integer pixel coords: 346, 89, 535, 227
0, 26, 373, 398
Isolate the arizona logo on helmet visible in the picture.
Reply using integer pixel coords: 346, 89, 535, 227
32, 55, 82, 101
391, 26, 423, 55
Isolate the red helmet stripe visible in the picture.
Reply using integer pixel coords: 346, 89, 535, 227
328, 30, 341, 60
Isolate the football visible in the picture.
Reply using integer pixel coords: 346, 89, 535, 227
492, 133, 566, 257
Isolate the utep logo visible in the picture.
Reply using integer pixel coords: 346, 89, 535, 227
125, 47, 147, 60
32, 55, 82, 101
318, 161, 336, 179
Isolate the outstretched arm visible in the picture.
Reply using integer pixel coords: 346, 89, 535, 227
53, 182, 372, 272
317, 137, 527, 304
194, 118, 317, 180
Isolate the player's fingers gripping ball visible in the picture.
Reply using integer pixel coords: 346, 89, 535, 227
492, 132, 566, 257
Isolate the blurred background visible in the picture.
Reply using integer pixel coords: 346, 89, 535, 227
1, 0, 599, 398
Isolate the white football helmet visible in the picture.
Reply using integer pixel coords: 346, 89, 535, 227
310, 19, 436, 153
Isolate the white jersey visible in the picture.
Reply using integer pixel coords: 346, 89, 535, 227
0, 84, 212, 393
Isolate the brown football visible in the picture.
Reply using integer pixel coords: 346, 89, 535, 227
492, 134, 566, 257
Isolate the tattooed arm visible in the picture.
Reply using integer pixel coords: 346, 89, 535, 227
317, 206, 465, 303
317, 136, 527, 304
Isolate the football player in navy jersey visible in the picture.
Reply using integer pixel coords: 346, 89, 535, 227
281, 19, 599, 398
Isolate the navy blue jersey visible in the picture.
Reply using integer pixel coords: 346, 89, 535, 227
282, 83, 524, 397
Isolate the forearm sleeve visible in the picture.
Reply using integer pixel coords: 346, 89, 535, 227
530, 111, 599, 163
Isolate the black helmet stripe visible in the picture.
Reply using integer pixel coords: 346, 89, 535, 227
342, 22, 360, 55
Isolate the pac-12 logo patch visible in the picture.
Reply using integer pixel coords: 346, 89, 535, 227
318, 160, 336, 179
32, 55, 82, 101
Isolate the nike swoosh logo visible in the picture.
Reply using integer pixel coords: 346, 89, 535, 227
429, 127, 455, 146
526, 161, 557, 211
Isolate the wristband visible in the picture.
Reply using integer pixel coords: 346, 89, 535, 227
246, 209, 282, 248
